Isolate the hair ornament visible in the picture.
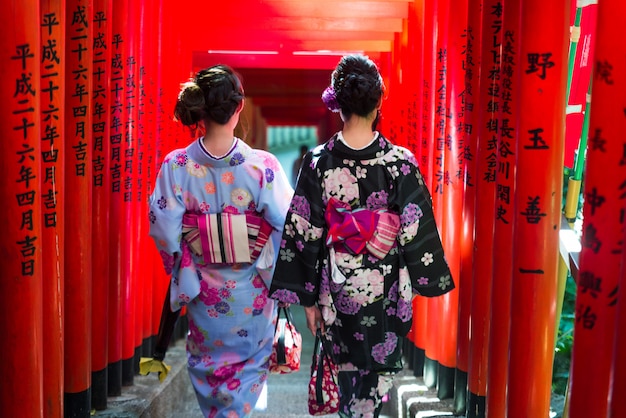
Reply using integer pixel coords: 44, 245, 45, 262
322, 86, 340, 113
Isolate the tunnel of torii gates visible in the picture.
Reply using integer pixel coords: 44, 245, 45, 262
1, 0, 625, 417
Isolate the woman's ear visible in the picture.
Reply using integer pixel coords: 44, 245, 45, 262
236, 99, 245, 114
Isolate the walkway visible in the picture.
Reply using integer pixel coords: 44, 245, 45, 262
92, 305, 507, 418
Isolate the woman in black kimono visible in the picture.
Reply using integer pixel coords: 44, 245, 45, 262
269, 54, 454, 417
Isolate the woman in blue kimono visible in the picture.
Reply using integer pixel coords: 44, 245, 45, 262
269, 55, 454, 417
148, 65, 292, 418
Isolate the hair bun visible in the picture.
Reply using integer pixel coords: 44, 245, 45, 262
173, 65, 245, 126
175, 81, 206, 125
331, 55, 383, 118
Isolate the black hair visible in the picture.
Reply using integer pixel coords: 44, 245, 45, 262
174, 64, 244, 126
332, 55, 383, 119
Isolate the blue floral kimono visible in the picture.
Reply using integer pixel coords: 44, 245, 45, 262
269, 132, 454, 417
149, 138, 292, 418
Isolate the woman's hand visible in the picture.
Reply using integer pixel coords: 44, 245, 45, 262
304, 305, 323, 336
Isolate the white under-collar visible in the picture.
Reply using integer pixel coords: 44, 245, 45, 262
199, 137, 237, 159
337, 131, 379, 150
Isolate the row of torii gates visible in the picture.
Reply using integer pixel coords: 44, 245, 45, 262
1, 0, 625, 417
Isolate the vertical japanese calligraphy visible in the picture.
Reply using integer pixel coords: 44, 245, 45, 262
486, 2, 521, 417
568, 2, 626, 418
507, 1, 567, 417
442, 0, 467, 407
91, 0, 111, 410
458, 0, 483, 414
64, 0, 93, 414
40, 2, 65, 415
107, 0, 128, 397
420, 0, 437, 192
468, 1, 502, 416
433, 0, 455, 400
486, 17, 522, 411
420, 0, 439, 390
0, 1, 43, 415
121, 0, 140, 387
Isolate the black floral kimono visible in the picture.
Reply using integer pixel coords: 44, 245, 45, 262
269, 132, 454, 375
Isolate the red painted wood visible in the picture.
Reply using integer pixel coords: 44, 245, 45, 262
139, 0, 160, 352
151, 0, 168, 339
91, 0, 112, 381
468, 0, 502, 399
611, 257, 626, 415
40, 0, 65, 415
422, 0, 439, 369
0, 1, 43, 416
442, 0, 467, 368
486, 1, 521, 415
122, 0, 140, 377
506, 0, 568, 416
64, 0, 93, 400
406, 0, 428, 355
435, 0, 458, 374
569, 1, 626, 417
612, 240, 626, 417
108, 0, 129, 392
457, 0, 482, 382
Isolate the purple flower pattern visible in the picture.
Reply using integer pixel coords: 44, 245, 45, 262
371, 332, 398, 364
400, 202, 423, 227
229, 152, 245, 166
267, 132, 453, 375
290, 194, 311, 220
365, 190, 389, 210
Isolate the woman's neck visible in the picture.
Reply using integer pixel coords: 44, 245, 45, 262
201, 126, 236, 157
340, 116, 376, 149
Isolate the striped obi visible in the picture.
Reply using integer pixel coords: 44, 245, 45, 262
182, 212, 273, 265
324, 197, 400, 260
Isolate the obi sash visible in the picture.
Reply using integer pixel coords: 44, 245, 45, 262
324, 197, 400, 260
182, 212, 273, 265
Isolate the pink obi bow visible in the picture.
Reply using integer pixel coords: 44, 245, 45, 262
324, 197, 400, 259
182, 212, 272, 265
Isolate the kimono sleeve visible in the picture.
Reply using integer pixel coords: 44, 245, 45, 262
254, 152, 294, 287
269, 151, 326, 307
394, 158, 454, 297
255, 152, 294, 232
148, 155, 186, 275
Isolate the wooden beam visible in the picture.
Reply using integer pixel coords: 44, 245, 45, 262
193, 1, 409, 19
190, 17, 403, 32
190, 39, 393, 54
192, 51, 382, 70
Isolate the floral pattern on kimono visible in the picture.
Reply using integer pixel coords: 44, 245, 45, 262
149, 138, 293, 417
269, 132, 454, 373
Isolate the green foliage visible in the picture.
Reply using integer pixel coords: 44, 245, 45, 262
552, 165, 583, 396
552, 272, 577, 395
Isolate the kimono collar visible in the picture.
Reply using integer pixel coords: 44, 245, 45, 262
327, 132, 393, 160
186, 137, 248, 168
